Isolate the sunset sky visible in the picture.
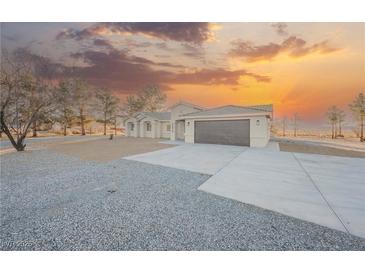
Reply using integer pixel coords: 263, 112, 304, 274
1, 22, 364, 125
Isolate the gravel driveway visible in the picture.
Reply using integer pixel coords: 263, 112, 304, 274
1, 149, 365, 250
49, 136, 175, 162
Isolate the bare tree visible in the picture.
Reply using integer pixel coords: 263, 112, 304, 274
282, 116, 287, 137
124, 95, 144, 116
111, 111, 123, 136
293, 113, 299, 137
82, 116, 95, 135
54, 79, 76, 136
124, 84, 166, 116
139, 85, 167, 112
349, 92, 365, 142
113, 116, 118, 136
337, 110, 345, 137
70, 78, 92, 135
95, 88, 120, 135
0, 52, 53, 151
12, 48, 61, 138
31, 111, 55, 137
327, 106, 340, 139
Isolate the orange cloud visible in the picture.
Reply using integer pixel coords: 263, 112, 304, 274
229, 36, 341, 62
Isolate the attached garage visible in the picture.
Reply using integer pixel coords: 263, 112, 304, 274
181, 105, 273, 148
195, 120, 250, 146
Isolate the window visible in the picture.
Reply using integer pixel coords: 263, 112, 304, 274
166, 124, 171, 132
146, 122, 151, 131
130, 123, 134, 131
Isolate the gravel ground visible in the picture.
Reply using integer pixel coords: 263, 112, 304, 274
1, 149, 365, 250
0, 135, 105, 150
279, 140, 365, 158
49, 136, 175, 162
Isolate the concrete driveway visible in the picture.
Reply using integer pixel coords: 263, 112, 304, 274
126, 143, 365, 238
125, 143, 246, 174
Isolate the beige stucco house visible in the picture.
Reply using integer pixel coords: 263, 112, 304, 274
124, 101, 273, 147
125, 112, 171, 139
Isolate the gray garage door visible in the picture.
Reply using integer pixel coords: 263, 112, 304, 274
194, 120, 250, 146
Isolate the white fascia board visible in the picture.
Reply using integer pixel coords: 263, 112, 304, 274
180, 112, 270, 120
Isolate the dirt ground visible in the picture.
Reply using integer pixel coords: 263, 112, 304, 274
49, 136, 175, 162
279, 142, 365, 158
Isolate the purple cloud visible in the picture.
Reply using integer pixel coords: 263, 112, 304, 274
57, 23, 215, 44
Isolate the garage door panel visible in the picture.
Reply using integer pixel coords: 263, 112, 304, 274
195, 120, 250, 146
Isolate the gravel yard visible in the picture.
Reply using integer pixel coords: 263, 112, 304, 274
48, 136, 175, 162
1, 148, 365, 250
279, 141, 365, 158
0, 135, 105, 150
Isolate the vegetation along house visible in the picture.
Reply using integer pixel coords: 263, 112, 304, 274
125, 101, 273, 147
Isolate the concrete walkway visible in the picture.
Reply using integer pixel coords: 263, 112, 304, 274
125, 143, 365, 238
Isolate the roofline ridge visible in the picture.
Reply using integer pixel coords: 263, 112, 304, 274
168, 100, 205, 110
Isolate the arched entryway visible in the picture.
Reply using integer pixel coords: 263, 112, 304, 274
142, 121, 153, 138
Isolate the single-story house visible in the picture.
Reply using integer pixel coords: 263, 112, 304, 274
124, 101, 273, 147
125, 112, 171, 139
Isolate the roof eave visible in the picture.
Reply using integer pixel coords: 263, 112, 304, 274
180, 112, 272, 119
140, 115, 171, 121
